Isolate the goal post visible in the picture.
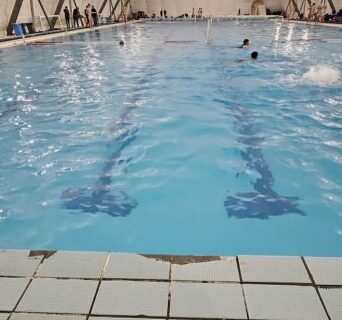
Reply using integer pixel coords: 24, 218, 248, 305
205, 15, 283, 43
35, 15, 66, 32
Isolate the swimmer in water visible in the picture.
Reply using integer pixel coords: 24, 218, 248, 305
119, 39, 124, 46
235, 51, 258, 64
240, 39, 250, 48
251, 51, 258, 60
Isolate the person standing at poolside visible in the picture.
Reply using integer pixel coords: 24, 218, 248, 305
91, 6, 98, 26
321, 3, 328, 22
84, 5, 89, 26
160, 9, 163, 18
122, 6, 127, 23
64, 6, 71, 29
73, 7, 81, 28
316, 4, 324, 24
164, 9, 167, 18
308, 3, 317, 22
86, 4, 94, 28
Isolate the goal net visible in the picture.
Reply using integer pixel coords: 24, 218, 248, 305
34, 15, 65, 32
205, 15, 283, 44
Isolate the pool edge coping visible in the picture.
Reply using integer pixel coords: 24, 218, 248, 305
0, 20, 143, 50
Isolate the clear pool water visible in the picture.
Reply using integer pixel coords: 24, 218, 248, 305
0, 21, 341, 256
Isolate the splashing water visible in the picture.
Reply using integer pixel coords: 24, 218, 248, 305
280, 64, 340, 87
303, 65, 340, 87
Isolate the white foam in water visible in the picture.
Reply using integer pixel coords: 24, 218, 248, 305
303, 65, 340, 87
280, 64, 340, 87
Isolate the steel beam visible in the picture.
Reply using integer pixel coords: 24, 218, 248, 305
327, 0, 336, 12
6, 0, 24, 35
109, 0, 114, 11
30, 0, 36, 32
37, 0, 53, 30
291, 0, 301, 17
51, 0, 65, 28
117, 0, 131, 21
109, 0, 121, 20
99, 0, 109, 14
109, 0, 116, 20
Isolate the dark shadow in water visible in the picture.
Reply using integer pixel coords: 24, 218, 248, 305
223, 104, 304, 219
61, 127, 138, 217
60, 82, 148, 217
61, 48, 161, 217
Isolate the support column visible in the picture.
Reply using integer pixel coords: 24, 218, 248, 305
6, 0, 24, 35
30, 0, 36, 32
51, 0, 65, 28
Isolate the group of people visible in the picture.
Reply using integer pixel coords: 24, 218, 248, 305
157, 9, 167, 18
307, 2, 328, 23
63, 4, 99, 29
151, 8, 204, 19
151, 9, 167, 19
85, 4, 99, 27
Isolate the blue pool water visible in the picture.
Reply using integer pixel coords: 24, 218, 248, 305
0, 21, 341, 256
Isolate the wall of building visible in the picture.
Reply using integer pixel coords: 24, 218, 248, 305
132, 0, 342, 17
132, 0, 285, 16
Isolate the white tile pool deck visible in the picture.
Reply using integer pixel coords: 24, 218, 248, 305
0, 250, 341, 320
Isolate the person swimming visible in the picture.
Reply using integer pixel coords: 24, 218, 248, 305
240, 39, 250, 48
119, 39, 125, 46
235, 51, 258, 64
251, 51, 258, 59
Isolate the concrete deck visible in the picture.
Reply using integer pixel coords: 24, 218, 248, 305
0, 250, 341, 319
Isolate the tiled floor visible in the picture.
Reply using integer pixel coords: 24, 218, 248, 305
0, 249, 341, 320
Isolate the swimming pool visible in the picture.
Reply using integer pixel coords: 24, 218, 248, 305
0, 21, 341, 256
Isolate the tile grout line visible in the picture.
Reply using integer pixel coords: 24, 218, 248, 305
7, 311, 89, 317
236, 256, 250, 320
86, 252, 111, 320
82, 314, 248, 319
4, 273, 334, 287
301, 256, 331, 320
8, 253, 47, 318
166, 263, 172, 320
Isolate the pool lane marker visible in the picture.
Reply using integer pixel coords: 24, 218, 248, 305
223, 104, 303, 219
164, 40, 199, 44
27, 41, 63, 45
62, 32, 174, 218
